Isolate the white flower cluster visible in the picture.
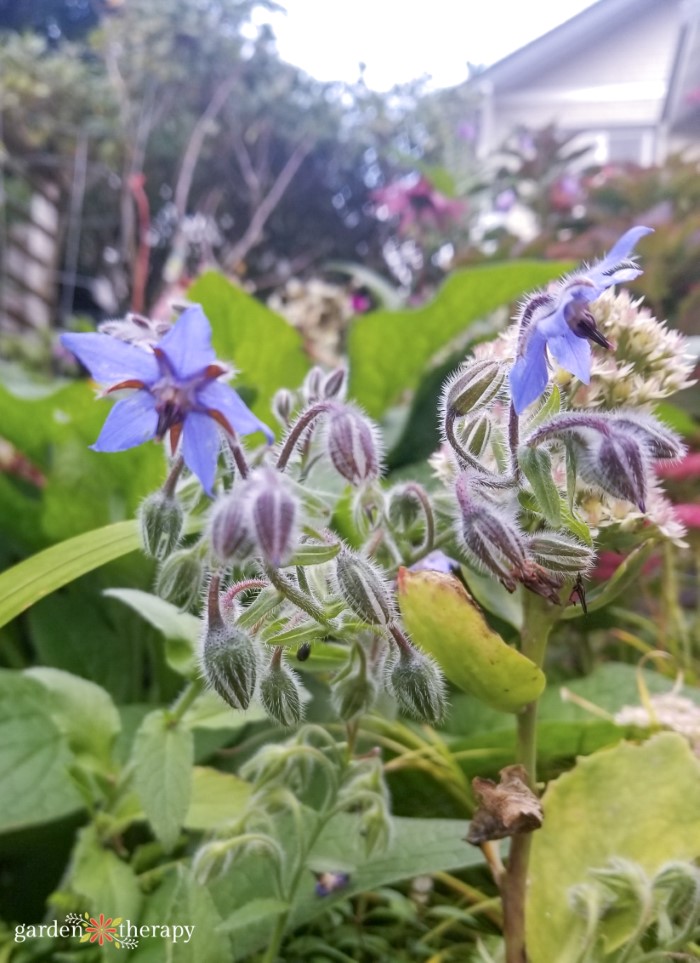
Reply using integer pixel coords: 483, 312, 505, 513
268, 278, 354, 366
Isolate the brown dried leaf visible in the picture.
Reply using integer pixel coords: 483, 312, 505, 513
466, 764, 543, 845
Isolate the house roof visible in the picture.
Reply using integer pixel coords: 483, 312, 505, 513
470, 0, 677, 91
466, 0, 700, 131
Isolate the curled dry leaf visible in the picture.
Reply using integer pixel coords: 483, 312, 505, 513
466, 764, 543, 845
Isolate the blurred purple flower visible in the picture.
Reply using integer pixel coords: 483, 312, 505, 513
372, 173, 466, 233
60, 306, 273, 494
509, 225, 653, 414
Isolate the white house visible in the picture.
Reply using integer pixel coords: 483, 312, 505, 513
465, 0, 700, 166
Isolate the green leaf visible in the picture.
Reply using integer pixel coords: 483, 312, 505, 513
0, 520, 140, 630
138, 866, 230, 963
527, 733, 700, 963
212, 815, 484, 958
24, 667, 120, 768
0, 380, 163, 550
518, 447, 561, 528
348, 261, 571, 417
70, 824, 142, 923
184, 767, 251, 831
0, 671, 83, 831
187, 271, 310, 428
105, 587, 200, 676
397, 568, 545, 712
131, 710, 194, 851
288, 542, 341, 566
182, 691, 267, 731
461, 565, 524, 631
562, 540, 656, 619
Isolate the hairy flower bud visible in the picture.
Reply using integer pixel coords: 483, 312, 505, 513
331, 643, 377, 720
335, 548, 396, 625
259, 656, 305, 727
611, 413, 685, 462
527, 533, 594, 575
302, 366, 324, 403
454, 474, 528, 590
389, 645, 446, 725
156, 548, 203, 609
139, 490, 184, 560
272, 388, 295, 426
322, 368, 347, 400
580, 434, 648, 511
201, 621, 258, 710
443, 360, 505, 416
460, 414, 492, 457
246, 468, 299, 567
325, 405, 380, 485
209, 493, 254, 563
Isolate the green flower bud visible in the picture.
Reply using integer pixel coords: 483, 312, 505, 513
443, 360, 505, 416
259, 656, 305, 727
201, 622, 258, 710
461, 413, 492, 457
331, 643, 377, 720
335, 549, 395, 626
139, 490, 184, 560
390, 646, 446, 725
156, 549, 203, 609
527, 533, 594, 575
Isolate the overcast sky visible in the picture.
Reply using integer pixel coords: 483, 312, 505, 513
255, 0, 600, 90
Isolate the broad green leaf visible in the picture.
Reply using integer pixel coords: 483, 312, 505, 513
27, 584, 146, 702
218, 898, 291, 934
137, 866, 230, 963
131, 710, 194, 851
24, 667, 120, 768
183, 691, 266, 730
348, 261, 571, 417
187, 271, 310, 428
0, 380, 163, 550
70, 824, 142, 923
0, 671, 83, 831
105, 587, 200, 676
518, 447, 561, 528
397, 568, 545, 712
461, 565, 524, 631
527, 733, 700, 963
184, 767, 251, 830
0, 520, 140, 630
212, 815, 484, 958
562, 540, 657, 619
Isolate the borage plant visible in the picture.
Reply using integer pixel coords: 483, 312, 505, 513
57, 225, 694, 961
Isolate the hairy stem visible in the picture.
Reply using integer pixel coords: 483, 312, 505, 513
276, 402, 331, 471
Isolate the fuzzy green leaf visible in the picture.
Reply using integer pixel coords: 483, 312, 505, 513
131, 710, 194, 851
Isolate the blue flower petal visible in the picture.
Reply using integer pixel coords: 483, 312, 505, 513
603, 225, 653, 265
547, 329, 591, 383
197, 381, 274, 443
509, 328, 550, 414
61, 333, 159, 385
91, 391, 158, 451
181, 411, 221, 496
158, 306, 217, 379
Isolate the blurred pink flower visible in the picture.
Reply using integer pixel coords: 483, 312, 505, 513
372, 174, 466, 233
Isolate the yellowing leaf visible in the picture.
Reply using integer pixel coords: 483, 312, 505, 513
527, 733, 700, 963
397, 569, 545, 713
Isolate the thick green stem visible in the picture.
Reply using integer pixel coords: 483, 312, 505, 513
502, 593, 556, 963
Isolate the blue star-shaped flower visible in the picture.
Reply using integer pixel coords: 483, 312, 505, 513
61, 306, 273, 494
509, 225, 653, 414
